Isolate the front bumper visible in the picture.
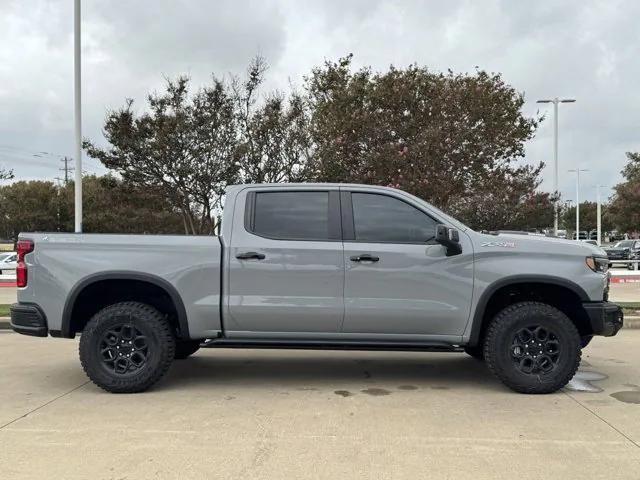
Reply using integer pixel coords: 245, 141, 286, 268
582, 301, 624, 337
10, 303, 48, 337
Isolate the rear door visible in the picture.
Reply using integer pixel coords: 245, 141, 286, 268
341, 189, 474, 337
226, 187, 344, 335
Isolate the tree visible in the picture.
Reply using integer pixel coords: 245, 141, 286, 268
305, 56, 544, 229
0, 180, 59, 239
85, 76, 240, 234
0, 176, 185, 240
60, 175, 185, 234
560, 201, 614, 234
233, 57, 313, 184
609, 152, 640, 233
85, 58, 314, 234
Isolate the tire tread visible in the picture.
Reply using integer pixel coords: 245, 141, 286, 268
79, 301, 175, 393
483, 301, 581, 394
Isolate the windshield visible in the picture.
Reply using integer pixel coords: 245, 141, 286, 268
614, 240, 633, 248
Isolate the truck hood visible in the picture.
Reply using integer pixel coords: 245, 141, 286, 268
470, 231, 607, 257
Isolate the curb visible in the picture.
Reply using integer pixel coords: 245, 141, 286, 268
1, 317, 639, 331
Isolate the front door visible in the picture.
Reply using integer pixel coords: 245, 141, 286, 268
341, 190, 474, 337
226, 188, 344, 335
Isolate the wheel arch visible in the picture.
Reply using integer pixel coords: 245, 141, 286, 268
61, 271, 189, 339
468, 275, 590, 347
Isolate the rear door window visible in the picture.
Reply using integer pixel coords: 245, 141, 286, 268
251, 191, 331, 240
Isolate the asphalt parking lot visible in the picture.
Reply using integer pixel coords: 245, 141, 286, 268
1, 331, 639, 479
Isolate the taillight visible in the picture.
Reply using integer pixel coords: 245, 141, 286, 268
16, 239, 34, 288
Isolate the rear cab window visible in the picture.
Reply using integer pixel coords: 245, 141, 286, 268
245, 190, 340, 241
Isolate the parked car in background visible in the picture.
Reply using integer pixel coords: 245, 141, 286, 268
572, 231, 588, 240
556, 230, 567, 239
589, 231, 598, 240
607, 231, 624, 242
0, 252, 17, 274
603, 240, 640, 269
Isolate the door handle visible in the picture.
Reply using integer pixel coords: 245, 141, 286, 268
350, 254, 379, 262
236, 252, 266, 260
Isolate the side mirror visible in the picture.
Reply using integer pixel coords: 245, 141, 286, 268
435, 224, 462, 257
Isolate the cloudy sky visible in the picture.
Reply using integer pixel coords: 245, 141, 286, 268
1, 0, 638, 201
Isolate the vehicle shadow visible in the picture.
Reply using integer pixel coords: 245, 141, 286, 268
158, 349, 504, 393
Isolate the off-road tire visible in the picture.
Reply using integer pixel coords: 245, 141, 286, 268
464, 345, 484, 361
174, 340, 201, 359
79, 302, 175, 393
484, 301, 581, 394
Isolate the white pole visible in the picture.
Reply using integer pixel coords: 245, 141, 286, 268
596, 185, 602, 246
74, 0, 82, 233
576, 170, 580, 240
553, 98, 559, 236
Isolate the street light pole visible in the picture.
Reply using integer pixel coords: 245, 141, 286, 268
537, 98, 576, 236
74, 0, 82, 233
568, 168, 589, 240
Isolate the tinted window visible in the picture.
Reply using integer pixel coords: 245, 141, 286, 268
351, 193, 438, 243
252, 191, 330, 240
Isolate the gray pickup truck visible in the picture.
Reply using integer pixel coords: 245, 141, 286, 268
11, 183, 623, 394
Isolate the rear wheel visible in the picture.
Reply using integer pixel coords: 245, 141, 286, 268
484, 301, 581, 394
79, 301, 175, 393
174, 340, 201, 359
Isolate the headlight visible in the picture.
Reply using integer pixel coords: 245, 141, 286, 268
586, 256, 608, 273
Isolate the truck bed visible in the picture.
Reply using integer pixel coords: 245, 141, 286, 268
18, 233, 223, 339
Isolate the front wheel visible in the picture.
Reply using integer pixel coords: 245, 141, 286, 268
79, 302, 176, 393
484, 301, 581, 394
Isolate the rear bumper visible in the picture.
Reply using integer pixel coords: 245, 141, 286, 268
10, 303, 48, 337
582, 301, 624, 337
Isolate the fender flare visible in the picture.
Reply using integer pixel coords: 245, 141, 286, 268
467, 274, 589, 346
61, 271, 190, 339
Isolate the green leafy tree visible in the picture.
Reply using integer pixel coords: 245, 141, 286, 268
561, 201, 614, 234
85, 58, 314, 234
0, 176, 185, 239
0, 180, 59, 239
609, 152, 640, 233
84, 76, 240, 234
305, 55, 544, 229
60, 175, 185, 234
233, 57, 313, 184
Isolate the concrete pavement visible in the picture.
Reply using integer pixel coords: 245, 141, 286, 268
0, 330, 639, 479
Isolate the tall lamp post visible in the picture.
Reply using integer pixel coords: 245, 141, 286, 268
568, 168, 589, 240
74, 0, 82, 232
536, 98, 576, 236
